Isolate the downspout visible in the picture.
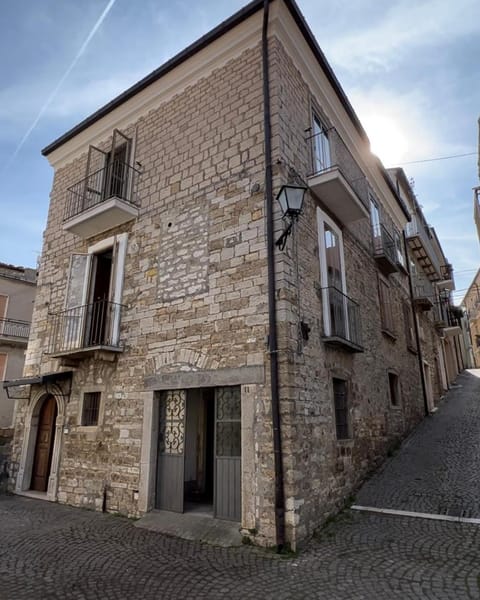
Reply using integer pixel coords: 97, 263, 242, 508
404, 233, 430, 416
262, 0, 286, 552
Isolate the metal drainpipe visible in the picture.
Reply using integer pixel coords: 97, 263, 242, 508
404, 232, 430, 416
262, 0, 286, 552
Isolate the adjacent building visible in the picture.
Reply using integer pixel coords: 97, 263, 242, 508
5, 0, 462, 549
389, 169, 464, 405
0, 263, 36, 428
463, 268, 480, 368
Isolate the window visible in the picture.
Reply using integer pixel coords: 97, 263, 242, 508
0, 295, 7, 335
0, 294, 7, 319
81, 392, 101, 426
0, 353, 7, 380
378, 277, 395, 335
393, 229, 405, 268
312, 115, 331, 174
63, 233, 127, 350
333, 378, 349, 439
403, 302, 416, 350
317, 208, 348, 338
370, 195, 381, 237
388, 372, 400, 406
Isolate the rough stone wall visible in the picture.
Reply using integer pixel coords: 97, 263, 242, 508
0, 428, 12, 493
268, 39, 425, 546
11, 42, 279, 543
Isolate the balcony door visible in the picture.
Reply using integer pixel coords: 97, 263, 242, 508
312, 115, 331, 174
62, 234, 127, 352
317, 208, 348, 339
105, 129, 131, 201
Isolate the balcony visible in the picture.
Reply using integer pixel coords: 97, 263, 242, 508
63, 161, 140, 239
322, 286, 363, 352
405, 216, 442, 281
436, 263, 455, 291
47, 300, 124, 360
307, 128, 369, 224
372, 223, 398, 275
442, 306, 463, 337
411, 275, 434, 311
0, 318, 30, 345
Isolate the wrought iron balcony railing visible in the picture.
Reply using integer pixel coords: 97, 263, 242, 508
0, 318, 30, 340
64, 160, 140, 222
411, 274, 435, 311
322, 286, 363, 351
372, 223, 397, 274
307, 127, 369, 222
47, 300, 124, 356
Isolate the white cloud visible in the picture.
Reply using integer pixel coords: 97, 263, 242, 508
321, 0, 480, 73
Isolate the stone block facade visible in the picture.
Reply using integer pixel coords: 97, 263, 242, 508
9, 0, 458, 549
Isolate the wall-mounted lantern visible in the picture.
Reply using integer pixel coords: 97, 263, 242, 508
275, 184, 308, 250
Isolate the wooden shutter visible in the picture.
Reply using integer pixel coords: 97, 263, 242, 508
0, 353, 7, 380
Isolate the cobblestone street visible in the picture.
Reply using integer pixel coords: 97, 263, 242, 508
1, 371, 480, 600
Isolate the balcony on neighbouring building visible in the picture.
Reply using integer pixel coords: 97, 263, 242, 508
321, 286, 363, 352
411, 275, 434, 311
307, 127, 369, 224
372, 223, 398, 275
47, 300, 124, 360
63, 161, 140, 239
0, 318, 30, 345
405, 216, 442, 281
436, 263, 455, 291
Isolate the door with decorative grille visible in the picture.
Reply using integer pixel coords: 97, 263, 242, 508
155, 390, 186, 512
214, 386, 241, 521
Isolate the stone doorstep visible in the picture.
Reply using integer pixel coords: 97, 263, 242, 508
135, 509, 243, 547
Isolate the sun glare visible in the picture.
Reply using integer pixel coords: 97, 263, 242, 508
362, 115, 409, 167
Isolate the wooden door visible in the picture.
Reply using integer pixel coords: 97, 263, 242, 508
31, 396, 57, 492
155, 390, 186, 512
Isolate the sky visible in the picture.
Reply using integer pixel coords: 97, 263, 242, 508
0, 0, 479, 302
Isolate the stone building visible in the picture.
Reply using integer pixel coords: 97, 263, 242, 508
0, 263, 36, 427
0, 262, 36, 490
389, 169, 464, 407
463, 268, 480, 368
6, 0, 458, 548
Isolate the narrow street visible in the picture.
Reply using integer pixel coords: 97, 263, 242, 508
1, 371, 480, 600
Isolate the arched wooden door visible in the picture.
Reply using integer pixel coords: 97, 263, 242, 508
31, 396, 57, 492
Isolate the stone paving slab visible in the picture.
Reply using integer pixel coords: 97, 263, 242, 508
356, 370, 480, 518
135, 509, 243, 546
1, 495, 479, 599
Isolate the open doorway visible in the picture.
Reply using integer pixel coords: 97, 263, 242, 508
155, 385, 241, 521
184, 389, 215, 515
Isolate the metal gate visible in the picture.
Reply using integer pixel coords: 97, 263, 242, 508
214, 386, 241, 521
155, 390, 186, 512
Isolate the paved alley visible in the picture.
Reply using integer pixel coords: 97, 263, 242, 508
356, 369, 480, 518
1, 371, 480, 599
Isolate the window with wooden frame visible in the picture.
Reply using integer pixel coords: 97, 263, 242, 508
81, 392, 101, 426
378, 276, 395, 336
333, 378, 350, 440
312, 114, 331, 174
403, 301, 416, 351
388, 372, 400, 407
0, 353, 7, 381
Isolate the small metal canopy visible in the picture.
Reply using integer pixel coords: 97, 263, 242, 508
3, 371, 73, 400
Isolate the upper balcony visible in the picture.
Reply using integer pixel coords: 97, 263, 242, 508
405, 216, 442, 281
47, 300, 124, 361
321, 286, 364, 353
411, 275, 434, 311
63, 161, 140, 239
436, 263, 455, 291
0, 318, 30, 346
372, 223, 398, 276
307, 127, 369, 224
